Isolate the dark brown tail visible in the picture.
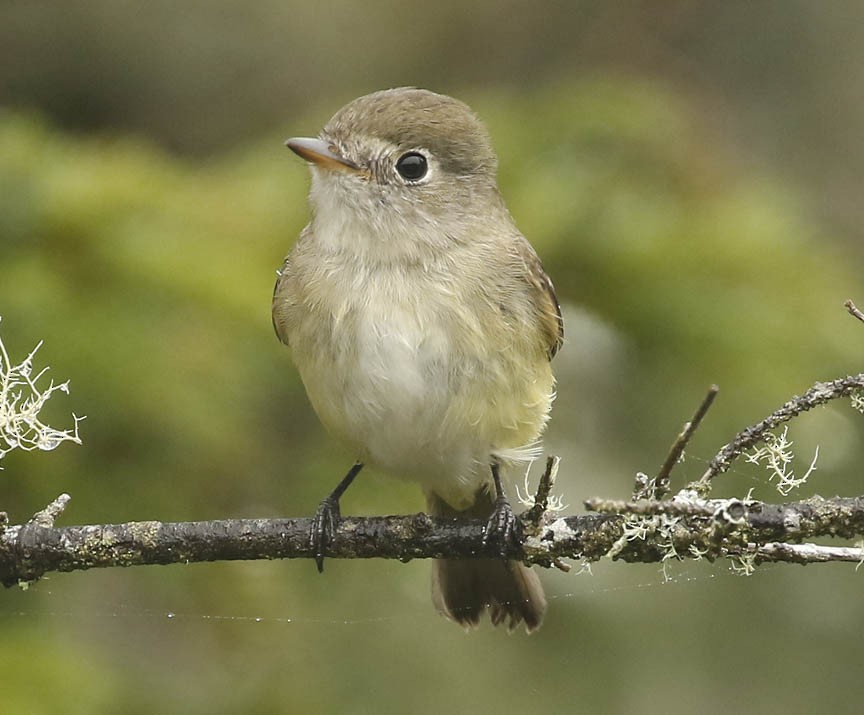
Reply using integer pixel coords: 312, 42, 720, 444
426, 490, 547, 633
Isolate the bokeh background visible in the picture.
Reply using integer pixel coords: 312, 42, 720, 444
2, 2, 863, 713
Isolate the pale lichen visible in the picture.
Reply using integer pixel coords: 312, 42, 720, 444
0, 319, 83, 464
744, 426, 818, 496
728, 551, 757, 576
515, 460, 568, 512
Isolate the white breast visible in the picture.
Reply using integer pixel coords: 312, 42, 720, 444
293, 270, 483, 499
283, 204, 555, 509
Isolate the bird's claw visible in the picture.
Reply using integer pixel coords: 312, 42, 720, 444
310, 496, 340, 572
483, 496, 521, 559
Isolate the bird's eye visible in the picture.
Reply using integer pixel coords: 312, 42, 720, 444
395, 152, 428, 181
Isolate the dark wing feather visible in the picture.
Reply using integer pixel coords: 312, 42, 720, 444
271, 255, 294, 347
272, 226, 315, 348
517, 238, 563, 360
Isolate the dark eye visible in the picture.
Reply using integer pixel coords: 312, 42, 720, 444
395, 152, 428, 181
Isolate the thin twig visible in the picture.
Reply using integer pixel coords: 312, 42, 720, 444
523, 455, 560, 528
585, 496, 746, 520
642, 385, 719, 500
523, 457, 571, 572
845, 299, 864, 324
743, 542, 864, 566
28, 493, 71, 528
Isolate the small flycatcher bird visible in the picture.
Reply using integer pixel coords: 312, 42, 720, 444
272, 88, 562, 632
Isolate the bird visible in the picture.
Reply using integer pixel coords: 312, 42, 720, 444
272, 87, 562, 632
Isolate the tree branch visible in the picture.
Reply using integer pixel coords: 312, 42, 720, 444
845, 299, 864, 324
691, 373, 864, 494
2, 369, 863, 587
2, 493, 864, 587
745, 542, 864, 565
634, 385, 719, 500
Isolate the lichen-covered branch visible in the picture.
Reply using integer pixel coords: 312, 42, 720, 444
2, 493, 864, 587
691, 373, 864, 494
744, 542, 864, 565
2, 364, 863, 588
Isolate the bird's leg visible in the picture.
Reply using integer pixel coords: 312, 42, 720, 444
482, 459, 521, 559
310, 461, 364, 572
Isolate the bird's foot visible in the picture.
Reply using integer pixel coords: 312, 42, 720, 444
309, 461, 363, 573
482, 459, 522, 558
483, 494, 521, 559
310, 496, 340, 573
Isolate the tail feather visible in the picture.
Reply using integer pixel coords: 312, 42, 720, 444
427, 490, 546, 633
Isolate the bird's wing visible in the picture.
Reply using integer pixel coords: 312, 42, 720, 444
271, 255, 293, 347
516, 237, 563, 360
272, 227, 313, 347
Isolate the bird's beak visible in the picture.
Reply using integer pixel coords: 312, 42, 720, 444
285, 137, 361, 173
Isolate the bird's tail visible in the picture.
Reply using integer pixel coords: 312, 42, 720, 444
426, 490, 546, 633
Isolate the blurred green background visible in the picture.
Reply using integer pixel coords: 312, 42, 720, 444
1, 2, 863, 713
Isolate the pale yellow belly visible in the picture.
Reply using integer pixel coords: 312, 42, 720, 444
292, 300, 554, 509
